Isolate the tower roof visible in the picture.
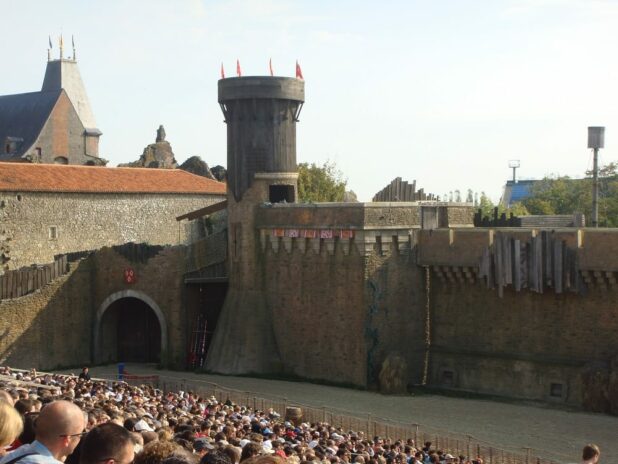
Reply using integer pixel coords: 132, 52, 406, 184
41, 59, 98, 130
0, 90, 63, 160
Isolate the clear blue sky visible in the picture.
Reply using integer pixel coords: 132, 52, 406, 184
2, 0, 617, 202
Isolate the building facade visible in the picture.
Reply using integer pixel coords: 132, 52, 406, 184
0, 52, 104, 165
0, 162, 226, 273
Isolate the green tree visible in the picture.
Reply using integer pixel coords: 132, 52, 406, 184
520, 164, 618, 226
297, 161, 347, 203
478, 191, 529, 219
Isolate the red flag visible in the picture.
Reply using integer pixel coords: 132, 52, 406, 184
269, 58, 274, 76
220, 63, 225, 79
236, 59, 242, 77
295, 60, 303, 80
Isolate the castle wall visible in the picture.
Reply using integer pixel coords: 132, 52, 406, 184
0, 259, 93, 369
0, 191, 223, 271
363, 246, 426, 387
427, 284, 616, 405
0, 245, 187, 370
90, 246, 187, 367
256, 232, 427, 388
263, 240, 367, 386
418, 228, 618, 409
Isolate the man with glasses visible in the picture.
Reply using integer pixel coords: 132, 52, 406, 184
79, 423, 135, 464
0, 400, 86, 464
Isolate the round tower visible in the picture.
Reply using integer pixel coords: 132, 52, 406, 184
206, 76, 304, 375
218, 76, 304, 202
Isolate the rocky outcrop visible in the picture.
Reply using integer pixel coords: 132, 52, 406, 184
119, 125, 178, 169
210, 165, 227, 182
179, 156, 216, 180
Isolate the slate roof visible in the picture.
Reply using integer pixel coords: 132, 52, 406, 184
0, 163, 227, 195
0, 90, 62, 160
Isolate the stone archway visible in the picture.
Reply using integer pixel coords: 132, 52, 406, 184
93, 290, 168, 364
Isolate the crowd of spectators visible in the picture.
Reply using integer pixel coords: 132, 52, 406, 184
0, 366, 601, 464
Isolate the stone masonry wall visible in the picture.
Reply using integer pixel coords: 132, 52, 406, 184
428, 283, 618, 406
257, 234, 426, 388
0, 191, 223, 271
0, 245, 187, 371
0, 259, 93, 369
418, 228, 618, 408
364, 245, 426, 388
91, 246, 187, 368
263, 240, 367, 386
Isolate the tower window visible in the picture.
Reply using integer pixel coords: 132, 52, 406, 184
269, 185, 295, 203
48, 226, 58, 240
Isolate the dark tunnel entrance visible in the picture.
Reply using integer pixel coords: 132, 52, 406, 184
99, 297, 162, 363
186, 281, 228, 369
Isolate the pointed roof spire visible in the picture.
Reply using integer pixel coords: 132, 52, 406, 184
72, 35, 76, 60
59, 34, 64, 59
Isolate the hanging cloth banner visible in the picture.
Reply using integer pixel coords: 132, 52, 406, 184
302, 229, 317, 238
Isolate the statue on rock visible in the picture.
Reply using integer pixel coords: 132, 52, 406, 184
119, 125, 178, 169
156, 125, 166, 143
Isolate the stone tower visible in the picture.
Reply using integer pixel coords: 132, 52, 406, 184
205, 76, 305, 374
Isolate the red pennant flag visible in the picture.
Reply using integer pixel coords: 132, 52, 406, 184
269, 58, 274, 76
236, 59, 242, 77
295, 60, 304, 80
220, 63, 225, 79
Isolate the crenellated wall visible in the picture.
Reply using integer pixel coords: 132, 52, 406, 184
209, 217, 618, 412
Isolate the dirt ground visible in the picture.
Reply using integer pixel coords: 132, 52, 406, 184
61, 364, 617, 464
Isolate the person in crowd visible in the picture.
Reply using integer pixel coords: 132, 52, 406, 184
80, 423, 135, 464
0, 390, 14, 405
0, 364, 580, 464
200, 450, 232, 464
0, 400, 85, 464
581, 444, 600, 464
78, 369, 90, 382
0, 401, 24, 456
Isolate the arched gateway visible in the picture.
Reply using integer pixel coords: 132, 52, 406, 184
93, 290, 167, 364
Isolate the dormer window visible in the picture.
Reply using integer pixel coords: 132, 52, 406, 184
4, 137, 23, 154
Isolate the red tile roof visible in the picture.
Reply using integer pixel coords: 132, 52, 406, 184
0, 163, 227, 195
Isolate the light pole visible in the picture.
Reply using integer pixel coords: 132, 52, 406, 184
588, 126, 605, 228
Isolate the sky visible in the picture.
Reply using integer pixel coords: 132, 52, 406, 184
2, 0, 618, 202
